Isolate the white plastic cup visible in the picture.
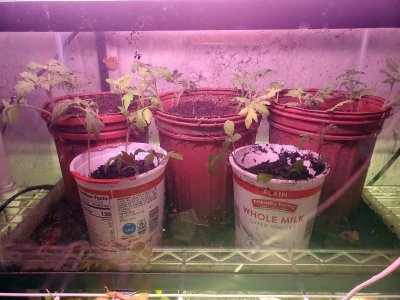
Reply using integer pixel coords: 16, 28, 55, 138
70, 143, 168, 251
229, 144, 329, 249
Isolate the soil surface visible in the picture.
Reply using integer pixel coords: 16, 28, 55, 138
90, 159, 155, 179
66, 93, 123, 115
241, 145, 325, 180
167, 94, 239, 117
48, 93, 132, 116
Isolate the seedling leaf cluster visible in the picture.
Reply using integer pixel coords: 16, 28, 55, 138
233, 67, 283, 128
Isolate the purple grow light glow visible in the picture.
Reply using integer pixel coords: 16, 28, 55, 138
0, 0, 399, 32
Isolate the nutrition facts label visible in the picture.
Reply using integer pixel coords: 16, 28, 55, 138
116, 188, 157, 222
77, 176, 165, 251
78, 189, 115, 250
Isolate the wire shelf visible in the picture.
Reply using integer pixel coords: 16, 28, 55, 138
0, 183, 399, 295
0, 187, 49, 241
363, 186, 400, 239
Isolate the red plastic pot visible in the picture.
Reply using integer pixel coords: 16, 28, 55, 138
268, 93, 391, 220
155, 88, 259, 225
42, 92, 147, 207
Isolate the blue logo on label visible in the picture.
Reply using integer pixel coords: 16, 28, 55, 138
122, 223, 136, 235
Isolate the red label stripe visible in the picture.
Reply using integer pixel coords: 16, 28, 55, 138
233, 174, 321, 200
252, 198, 298, 212
78, 173, 165, 198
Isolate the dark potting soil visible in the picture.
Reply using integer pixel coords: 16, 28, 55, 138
242, 146, 325, 180
167, 95, 239, 118
51, 93, 133, 116
90, 159, 156, 179
80, 93, 123, 114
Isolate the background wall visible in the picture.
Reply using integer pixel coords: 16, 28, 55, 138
0, 28, 399, 186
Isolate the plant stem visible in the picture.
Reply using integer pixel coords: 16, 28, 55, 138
16, 104, 52, 116
125, 121, 130, 153
87, 134, 91, 175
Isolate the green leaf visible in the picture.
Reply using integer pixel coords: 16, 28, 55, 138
226, 133, 241, 143
208, 154, 221, 176
105, 78, 115, 84
2, 101, 20, 125
122, 93, 134, 110
320, 124, 338, 136
52, 100, 73, 123
245, 114, 252, 129
139, 66, 149, 78
252, 102, 269, 115
135, 113, 148, 132
26, 61, 42, 70
223, 120, 235, 137
263, 89, 279, 99
39, 80, 51, 92
85, 113, 104, 138
359, 87, 374, 98
131, 60, 142, 72
245, 107, 258, 129
14, 80, 35, 102
268, 80, 284, 90
251, 68, 274, 79
150, 96, 161, 108
287, 88, 305, 98
289, 159, 305, 175
257, 173, 272, 183
144, 152, 155, 167
386, 57, 399, 73
19, 71, 38, 82
167, 151, 183, 160
142, 107, 153, 124
238, 107, 249, 115
325, 100, 354, 112
297, 134, 310, 149
235, 97, 250, 104
231, 133, 241, 142
283, 102, 301, 108
156, 67, 173, 79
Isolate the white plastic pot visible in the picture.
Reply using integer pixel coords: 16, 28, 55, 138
229, 144, 329, 249
70, 142, 168, 251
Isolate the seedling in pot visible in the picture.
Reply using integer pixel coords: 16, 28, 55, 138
284, 69, 375, 112
251, 154, 310, 184
233, 67, 284, 128
285, 84, 335, 109
207, 69, 284, 175
208, 120, 241, 176
335, 69, 374, 111
1, 59, 104, 173
297, 124, 338, 150
106, 65, 157, 135
92, 148, 182, 179
106, 61, 191, 135
2, 59, 103, 132
380, 57, 400, 106
252, 124, 333, 184
238, 145, 326, 182
168, 69, 197, 107
101, 61, 183, 179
